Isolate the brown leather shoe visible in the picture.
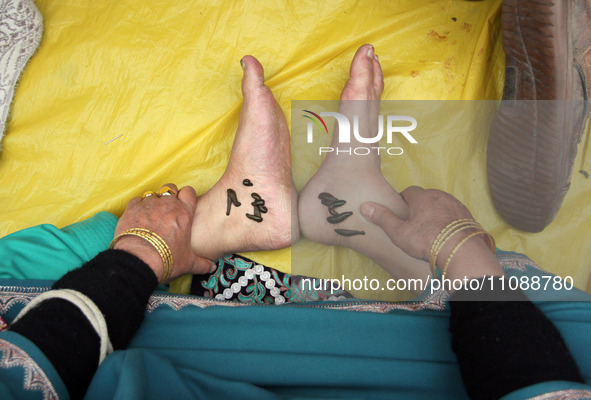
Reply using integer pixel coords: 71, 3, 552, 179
487, 0, 591, 232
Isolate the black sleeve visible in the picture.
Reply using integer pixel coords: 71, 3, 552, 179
449, 277, 583, 400
10, 249, 158, 400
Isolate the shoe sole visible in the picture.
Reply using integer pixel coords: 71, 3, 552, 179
487, 0, 587, 232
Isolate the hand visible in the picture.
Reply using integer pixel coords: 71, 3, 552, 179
360, 186, 502, 281
360, 186, 475, 262
113, 183, 216, 283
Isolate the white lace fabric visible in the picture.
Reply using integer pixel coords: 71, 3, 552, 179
0, 0, 43, 145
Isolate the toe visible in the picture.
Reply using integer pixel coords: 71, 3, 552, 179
342, 44, 380, 100
349, 44, 375, 84
372, 54, 384, 96
241, 55, 266, 96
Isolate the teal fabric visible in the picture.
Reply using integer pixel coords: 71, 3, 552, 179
502, 381, 591, 400
0, 331, 69, 400
0, 212, 117, 280
1, 215, 591, 399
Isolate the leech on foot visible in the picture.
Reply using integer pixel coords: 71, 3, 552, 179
319, 191, 363, 233
319, 192, 353, 223
226, 189, 241, 216
328, 199, 346, 215
318, 192, 337, 201
318, 192, 339, 206
246, 192, 268, 222
329, 199, 346, 209
327, 212, 353, 224
335, 229, 366, 237
246, 214, 263, 222
243, 179, 253, 186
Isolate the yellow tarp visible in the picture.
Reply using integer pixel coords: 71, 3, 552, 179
1, 0, 590, 296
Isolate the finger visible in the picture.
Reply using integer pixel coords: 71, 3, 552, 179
190, 256, 218, 275
142, 191, 159, 199
177, 186, 198, 211
121, 196, 144, 216
360, 201, 404, 239
127, 196, 142, 207
159, 183, 179, 198
399, 186, 424, 205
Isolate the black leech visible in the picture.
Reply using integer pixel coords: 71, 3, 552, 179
318, 192, 338, 206
329, 199, 346, 209
246, 214, 263, 222
328, 200, 346, 215
243, 179, 253, 186
226, 189, 241, 216
247, 192, 267, 222
335, 229, 365, 237
318, 192, 337, 201
327, 212, 353, 224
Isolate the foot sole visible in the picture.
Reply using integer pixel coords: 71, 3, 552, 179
487, 0, 588, 232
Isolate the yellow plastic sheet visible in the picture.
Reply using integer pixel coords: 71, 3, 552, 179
1, 0, 590, 296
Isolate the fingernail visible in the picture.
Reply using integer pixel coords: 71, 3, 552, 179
374, 54, 379, 61
240, 58, 245, 70
209, 261, 218, 273
360, 202, 375, 218
367, 46, 374, 59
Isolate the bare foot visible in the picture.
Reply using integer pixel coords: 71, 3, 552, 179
191, 56, 297, 260
298, 44, 431, 290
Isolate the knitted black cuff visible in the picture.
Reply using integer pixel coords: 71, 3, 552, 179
52, 249, 158, 349
11, 249, 158, 399
10, 299, 99, 400
449, 277, 583, 400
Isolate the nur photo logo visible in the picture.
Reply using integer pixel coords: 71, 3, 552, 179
302, 109, 418, 156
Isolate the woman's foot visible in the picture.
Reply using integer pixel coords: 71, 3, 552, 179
298, 44, 431, 289
191, 56, 297, 260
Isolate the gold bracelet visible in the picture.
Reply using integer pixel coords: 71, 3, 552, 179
429, 219, 473, 269
441, 230, 489, 276
429, 219, 481, 275
430, 222, 479, 272
109, 228, 173, 284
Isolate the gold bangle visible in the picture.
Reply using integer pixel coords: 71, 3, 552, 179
484, 233, 496, 254
430, 222, 477, 271
109, 228, 173, 284
429, 219, 481, 275
441, 230, 489, 276
429, 219, 473, 269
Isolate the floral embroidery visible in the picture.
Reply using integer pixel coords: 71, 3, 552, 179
287, 276, 351, 302
0, 285, 49, 314
191, 254, 354, 305
497, 250, 544, 272
144, 292, 445, 313
0, 251, 546, 315
528, 390, 591, 400
0, 339, 59, 400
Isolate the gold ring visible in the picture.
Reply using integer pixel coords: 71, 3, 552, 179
159, 186, 178, 198
143, 191, 158, 198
